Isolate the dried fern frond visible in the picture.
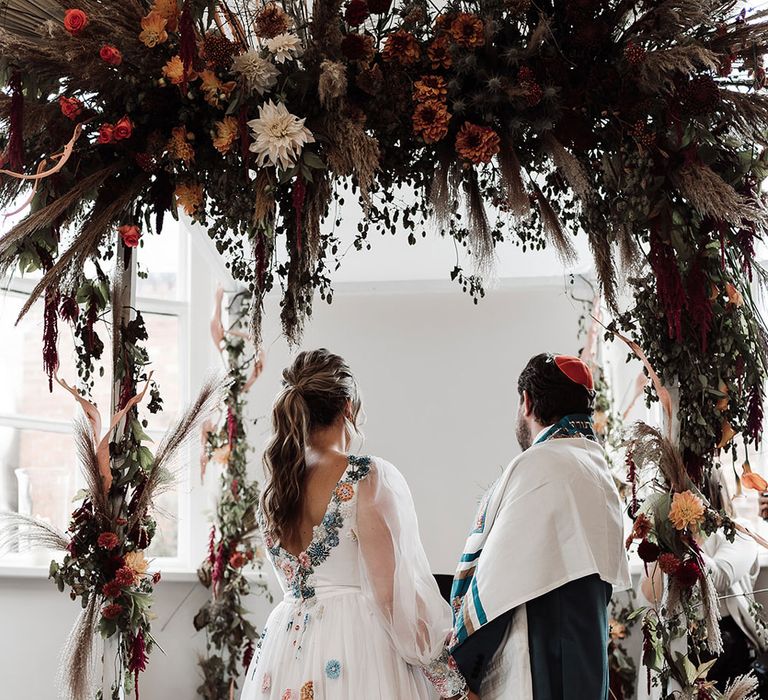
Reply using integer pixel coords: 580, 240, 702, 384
128, 374, 230, 529
56, 591, 99, 700
0, 511, 69, 553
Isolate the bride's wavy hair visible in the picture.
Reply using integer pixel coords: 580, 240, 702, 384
261, 349, 362, 544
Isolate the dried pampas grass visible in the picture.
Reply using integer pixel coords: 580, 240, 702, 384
624, 422, 689, 493
638, 45, 719, 92
723, 675, 761, 700
128, 374, 230, 530
497, 138, 531, 218
532, 182, 577, 264
673, 163, 768, 231
0, 511, 69, 554
324, 117, 380, 206
543, 134, 593, 202
56, 592, 99, 700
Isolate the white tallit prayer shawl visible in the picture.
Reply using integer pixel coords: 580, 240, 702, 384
450, 415, 631, 698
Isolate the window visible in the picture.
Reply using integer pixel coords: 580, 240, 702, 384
0, 218, 219, 568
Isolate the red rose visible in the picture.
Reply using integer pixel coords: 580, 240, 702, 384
97, 532, 120, 550
345, 0, 369, 26
118, 224, 141, 248
102, 603, 123, 620
113, 116, 133, 141
97, 123, 114, 144
229, 551, 247, 569
102, 580, 123, 598
58, 96, 83, 120
100, 45, 123, 66
63, 8, 88, 35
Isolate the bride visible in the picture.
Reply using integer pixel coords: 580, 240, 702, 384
241, 349, 468, 699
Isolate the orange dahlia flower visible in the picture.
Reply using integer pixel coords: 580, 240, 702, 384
168, 126, 195, 163
455, 122, 500, 164
428, 35, 452, 69
212, 116, 240, 154
152, 0, 180, 32
413, 75, 447, 103
413, 101, 450, 143
382, 29, 420, 65
668, 490, 705, 531
175, 181, 204, 216
450, 13, 485, 48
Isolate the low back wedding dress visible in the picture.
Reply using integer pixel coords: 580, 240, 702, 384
241, 455, 467, 700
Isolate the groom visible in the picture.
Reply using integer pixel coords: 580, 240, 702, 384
449, 353, 630, 700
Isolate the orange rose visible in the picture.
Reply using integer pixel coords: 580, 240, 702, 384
58, 96, 83, 120
64, 8, 88, 35
229, 551, 247, 569
97, 123, 115, 144
113, 116, 134, 141
100, 44, 123, 66
118, 224, 141, 247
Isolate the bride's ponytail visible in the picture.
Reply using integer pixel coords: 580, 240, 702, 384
261, 349, 361, 545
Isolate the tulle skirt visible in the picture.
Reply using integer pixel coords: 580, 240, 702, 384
241, 589, 439, 700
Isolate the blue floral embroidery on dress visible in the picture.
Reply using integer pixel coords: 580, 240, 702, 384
325, 659, 342, 679
259, 456, 372, 601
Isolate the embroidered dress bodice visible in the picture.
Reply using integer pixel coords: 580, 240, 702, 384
243, 455, 467, 700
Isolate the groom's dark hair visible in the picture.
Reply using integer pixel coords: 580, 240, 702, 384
517, 353, 595, 425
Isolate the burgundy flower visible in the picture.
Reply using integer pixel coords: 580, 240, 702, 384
345, 0, 369, 26
115, 566, 136, 586
658, 553, 681, 575
243, 639, 255, 669
152, 571, 162, 584
102, 603, 123, 620
675, 559, 702, 589
97, 532, 120, 550
102, 580, 123, 598
128, 628, 148, 699
341, 33, 375, 62
637, 539, 660, 563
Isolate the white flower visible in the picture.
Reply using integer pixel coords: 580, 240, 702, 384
264, 32, 303, 64
247, 100, 315, 170
232, 50, 279, 95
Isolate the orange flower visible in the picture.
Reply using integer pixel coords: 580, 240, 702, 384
140, 10, 169, 48
118, 224, 141, 247
175, 180, 204, 217
212, 444, 231, 463
741, 461, 768, 492
58, 96, 83, 120
212, 116, 240, 154
63, 8, 88, 35
593, 410, 608, 435
609, 619, 627, 640
113, 116, 133, 141
382, 29, 420, 65
152, 0, 180, 32
413, 75, 447, 103
427, 35, 452, 69
167, 125, 195, 163
97, 123, 115, 144
450, 13, 485, 48
100, 44, 123, 66
229, 551, 247, 569
200, 69, 236, 107
668, 490, 705, 531
726, 282, 744, 307
413, 100, 451, 143
124, 550, 149, 577
434, 13, 456, 33
300, 681, 314, 700
717, 419, 737, 449
455, 122, 500, 164
335, 483, 354, 502
162, 55, 196, 85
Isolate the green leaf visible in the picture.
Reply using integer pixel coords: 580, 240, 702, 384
302, 151, 326, 170
138, 446, 155, 472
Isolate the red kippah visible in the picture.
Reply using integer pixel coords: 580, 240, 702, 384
554, 355, 594, 391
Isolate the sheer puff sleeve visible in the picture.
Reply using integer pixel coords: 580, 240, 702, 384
357, 458, 468, 698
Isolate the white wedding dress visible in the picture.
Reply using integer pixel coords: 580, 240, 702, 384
241, 455, 466, 700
